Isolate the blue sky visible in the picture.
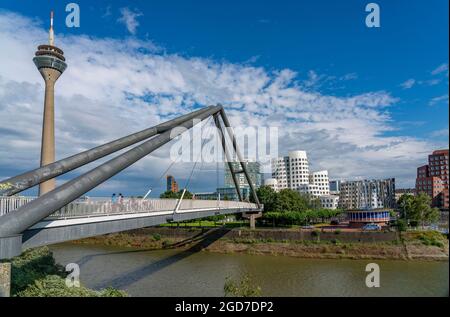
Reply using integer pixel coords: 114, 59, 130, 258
0, 0, 448, 197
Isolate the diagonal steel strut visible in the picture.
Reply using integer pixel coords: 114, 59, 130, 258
0, 106, 222, 237
0, 106, 215, 196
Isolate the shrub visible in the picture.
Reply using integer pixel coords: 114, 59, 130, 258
18, 275, 127, 297
8, 246, 127, 297
224, 274, 261, 297
418, 234, 444, 248
334, 229, 341, 235
330, 239, 340, 245
396, 219, 407, 232
9, 247, 65, 295
152, 233, 161, 241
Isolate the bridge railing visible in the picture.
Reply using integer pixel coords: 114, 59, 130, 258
0, 196, 36, 217
0, 196, 259, 219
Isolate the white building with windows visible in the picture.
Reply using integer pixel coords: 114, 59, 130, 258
270, 151, 330, 199
271, 151, 310, 190
309, 170, 330, 196
264, 178, 279, 191
319, 195, 340, 210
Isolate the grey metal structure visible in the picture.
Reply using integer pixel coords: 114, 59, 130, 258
219, 107, 261, 207
0, 105, 262, 260
213, 114, 243, 202
0, 106, 214, 196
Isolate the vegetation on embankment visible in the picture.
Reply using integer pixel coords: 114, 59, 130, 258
70, 228, 449, 261
5, 247, 127, 297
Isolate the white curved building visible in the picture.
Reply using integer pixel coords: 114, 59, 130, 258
271, 151, 310, 190
264, 178, 279, 191
270, 151, 330, 198
309, 170, 330, 196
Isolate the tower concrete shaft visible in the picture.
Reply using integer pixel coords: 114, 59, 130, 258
39, 68, 62, 195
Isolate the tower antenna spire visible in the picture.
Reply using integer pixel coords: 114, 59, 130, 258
49, 10, 54, 46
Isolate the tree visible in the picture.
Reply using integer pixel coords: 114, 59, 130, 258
159, 190, 193, 199
275, 189, 308, 212
397, 194, 414, 219
255, 186, 277, 212
400, 192, 441, 228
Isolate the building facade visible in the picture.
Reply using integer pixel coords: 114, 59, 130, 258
194, 187, 250, 201
270, 151, 330, 196
339, 179, 396, 210
264, 178, 279, 192
271, 151, 310, 190
309, 170, 330, 196
166, 175, 179, 193
224, 161, 262, 189
347, 210, 391, 228
329, 180, 341, 195
319, 195, 340, 210
395, 188, 416, 202
415, 149, 449, 210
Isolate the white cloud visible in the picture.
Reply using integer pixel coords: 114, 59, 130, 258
430, 128, 449, 138
340, 73, 358, 81
117, 7, 143, 35
0, 11, 441, 194
429, 94, 449, 106
431, 63, 449, 76
400, 78, 416, 89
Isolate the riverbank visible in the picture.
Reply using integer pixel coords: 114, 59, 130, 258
4, 247, 127, 297
70, 227, 449, 261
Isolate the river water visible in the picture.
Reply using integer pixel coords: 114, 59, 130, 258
50, 244, 449, 297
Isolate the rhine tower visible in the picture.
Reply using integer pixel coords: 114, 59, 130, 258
33, 11, 67, 195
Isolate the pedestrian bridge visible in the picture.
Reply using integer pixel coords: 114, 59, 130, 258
0, 196, 258, 251
0, 105, 262, 260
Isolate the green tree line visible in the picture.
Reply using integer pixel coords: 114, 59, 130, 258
397, 192, 440, 229
254, 186, 343, 226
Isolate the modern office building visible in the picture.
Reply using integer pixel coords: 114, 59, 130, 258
339, 179, 396, 210
194, 187, 251, 201
264, 178, 279, 192
309, 170, 330, 196
271, 151, 310, 190
270, 151, 330, 198
395, 188, 416, 202
329, 180, 341, 195
33, 11, 67, 195
166, 175, 179, 193
193, 192, 217, 200
415, 149, 449, 210
319, 195, 340, 210
225, 161, 262, 189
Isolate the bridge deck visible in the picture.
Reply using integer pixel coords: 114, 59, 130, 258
0, 196, 260, 251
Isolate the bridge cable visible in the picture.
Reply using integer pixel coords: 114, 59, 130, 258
141, 116, 213, 200
173, 116, 213, 213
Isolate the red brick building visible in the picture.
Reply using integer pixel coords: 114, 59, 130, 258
415, 149, 449, 210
